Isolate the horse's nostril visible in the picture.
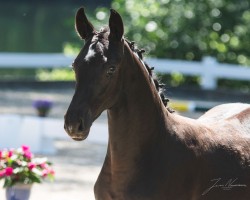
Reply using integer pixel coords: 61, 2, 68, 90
78, 119, 84, 131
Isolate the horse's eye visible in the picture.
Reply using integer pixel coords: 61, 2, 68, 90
109, 66, 115, 72
107, 66, 116, 77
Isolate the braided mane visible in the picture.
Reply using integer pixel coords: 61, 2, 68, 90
96, 27, 173, 112
125, 39, 174, 113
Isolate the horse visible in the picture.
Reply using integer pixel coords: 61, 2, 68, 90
64, 7, 250, 200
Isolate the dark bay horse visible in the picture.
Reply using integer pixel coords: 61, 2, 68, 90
64, 7, 250, 200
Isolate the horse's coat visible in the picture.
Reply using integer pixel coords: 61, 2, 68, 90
64, 8, 250, 200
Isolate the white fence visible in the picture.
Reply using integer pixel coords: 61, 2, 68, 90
0, 114, 108, 154
0, 53, 250, 90
0, 53, 72, 68
146, 57, 250, 90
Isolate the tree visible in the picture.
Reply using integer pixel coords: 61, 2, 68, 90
94, 0, 250, 66
91, 0, 250, 90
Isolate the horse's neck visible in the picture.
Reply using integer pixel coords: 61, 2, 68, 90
107, 45, 170, 171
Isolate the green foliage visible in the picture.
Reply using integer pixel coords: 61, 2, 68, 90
94, 0, 250, 66
0, 3, 80, 52
36, 69, 75, 81
157, 73, 200, 87
0, 69, 37, 81
87, 0, 250, 90
0, 68, 75, 81
3, 1, 248, 89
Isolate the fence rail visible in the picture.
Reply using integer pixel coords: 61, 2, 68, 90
146, 57, 250, 90
0, 52, 250, 90
0, 53, 72, 68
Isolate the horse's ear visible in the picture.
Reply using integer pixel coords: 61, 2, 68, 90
109, 9, 124, 41
75, 7, 96, 40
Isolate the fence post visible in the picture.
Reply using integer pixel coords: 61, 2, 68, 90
200, 57, 217, 90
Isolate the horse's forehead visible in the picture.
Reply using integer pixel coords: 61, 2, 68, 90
83, 39, 106, 62
84, 43, 97, 62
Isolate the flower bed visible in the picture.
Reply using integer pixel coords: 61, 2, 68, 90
0, 145, 54, 187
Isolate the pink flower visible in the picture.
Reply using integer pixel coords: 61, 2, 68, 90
8, 150, 13, 158
42, 167, 55, 177
28, 163, 36, 170
49, 169, 55, 176
40, 163, 48, 169
0, 170, 5, 177
0, 151, 2, 159
42, 169, 48, 177
5, 167, 13, 176
22, 145, 33, 159
22, 145, 30, 152
23, 151, 33, 160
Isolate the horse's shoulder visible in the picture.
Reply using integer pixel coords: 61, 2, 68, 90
197, 103, 250, 124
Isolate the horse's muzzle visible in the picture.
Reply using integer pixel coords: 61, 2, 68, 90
64, 122, 90, 141
64, 112, 93, 141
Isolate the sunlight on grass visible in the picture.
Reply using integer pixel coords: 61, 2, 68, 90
36, 69, 75, 81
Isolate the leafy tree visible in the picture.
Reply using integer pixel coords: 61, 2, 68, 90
93, 0, 250, 66
86, 0, 250, 90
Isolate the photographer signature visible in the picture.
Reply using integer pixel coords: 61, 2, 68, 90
202, 178, 247, 195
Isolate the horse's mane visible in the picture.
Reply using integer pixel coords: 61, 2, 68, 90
97, 27, 174, 112
124, 39, 174, 113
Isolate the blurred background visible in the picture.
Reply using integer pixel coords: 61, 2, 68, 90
0, 0, 249, 89
1, 0, 250, 89
0, 0, 250, 199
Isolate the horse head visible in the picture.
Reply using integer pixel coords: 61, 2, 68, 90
64, 8, 125, 141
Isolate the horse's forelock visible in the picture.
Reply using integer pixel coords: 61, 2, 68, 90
97, 26, 110, 40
